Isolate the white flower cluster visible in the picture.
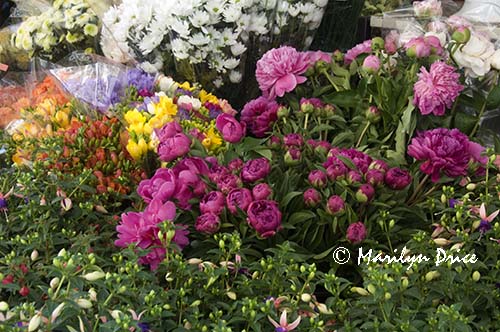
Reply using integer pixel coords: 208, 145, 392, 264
12, 0, 99, 57
101, 0, 327, 88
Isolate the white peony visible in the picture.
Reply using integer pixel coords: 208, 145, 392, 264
490, 49, 500, 70
453, 33, 495, 77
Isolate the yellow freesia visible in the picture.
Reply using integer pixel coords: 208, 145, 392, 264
178, 81, 193, 91
124, 109, 147, 125
54, 110, 69, 128
199, 89, 218, 104
201, 126, 223, 151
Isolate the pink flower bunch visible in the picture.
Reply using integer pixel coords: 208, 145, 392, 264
157, 122, 191, 162
256, 46, 310, 99
241, 97, 280, 138
413, 61, 464, 116
304, 50, 332, 65
216, 114, 246, 143
408, 128, 487, 182
344, 40, 372, 65
404, 36, 444, 58
205, 157, 281, 238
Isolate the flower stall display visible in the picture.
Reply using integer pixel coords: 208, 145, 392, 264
2, 3, 500, 331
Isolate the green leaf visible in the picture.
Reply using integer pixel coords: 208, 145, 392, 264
331, 131, 355, 146
323, 90, 362, 108
454, 111, 477, 135
287, 211, 316, 225
486, 84, 500, 110
254, 148, 273, 160
386, 120, 407, 165
313, 246, 336, 260
281, 191, 303, 209
401, 99, 415, 134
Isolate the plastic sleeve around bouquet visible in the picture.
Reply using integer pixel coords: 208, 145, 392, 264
11, 0, 101, 63
0, 72, 29, 128
0, 24, 30, 71
454, 0, 500, 24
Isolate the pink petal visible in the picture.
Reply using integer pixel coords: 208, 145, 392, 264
279, 310, 288, 326
268, 316, 280, 328
487, 210, 500, 222
274, 74, 297, 97
288, 316, 301, 330
480, 203, 486, 219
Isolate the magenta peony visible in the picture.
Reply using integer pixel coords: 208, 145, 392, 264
227, 188, 253, 214
385, 168, 412, 190
304, 188, 321, 207
241, 97, 279, 138
326, 195, 345, 215
356, 184, 375, 203
413, 61, 464, 116
283, 133, 304, 147
216, 114, 246, 143
252, 183, 272, 200
408, 128, 486, 182
247, 200, 282, 238
256, 46, 310, 99
346, 222, 367, 244
284, 148, 302, 165
241, 158, 271, 183
137, 168, 176, 203
228, 158, 244, 172
308, 170, 327, 188
344, 40, 372, 65
200, 191, 226, 215
347, 171, 363, 184
365, 169, 385, 187
157, 130, 192, 163
217, 173, 242, 194
195, 213, 221, 234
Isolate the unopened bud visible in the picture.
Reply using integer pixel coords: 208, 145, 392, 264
82, 271, 105, 281
472, 271, 481, 281
30, 250, 39, 261
433, 238, 451, 246
301, 293, 312, 302
50, 277, 60, 289
425, 271, 440, 282
367, 284, 376, 295
351, 287, 369, 296
51, 303, 65, 322
226, 291, 237, 300
28, 313, 42, 332
0, 301, 8, 311
76, 298, 93, 309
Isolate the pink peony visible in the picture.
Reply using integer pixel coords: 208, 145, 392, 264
241, 97, 279, 138
216, 114, 246, 143
384, 30, 400, 54
413, 61, 463, 116
195, 213, 221, 234
413, 0, 442, 17
305, 50, 332, 65
362, 55, 381, 73
346, 222, 367, 244
405, 36, 444, 58
326, 195, 345, 215
247, 200, 282, 238
344, 40, 372, 65
252, 183, 272, 200
304, 188, 321, 207
157, 132, 191, 162
137, 168, 177, 203
241, 158, 271, 183
408, 128, 486, 182
256, 46, 310, 99
227, 188, 253, 214
385, 167, 412, 190
200, 191, 226, 215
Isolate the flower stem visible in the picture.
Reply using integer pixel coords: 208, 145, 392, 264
321, 70, 341, 92
407, 174, 430, 205
304, 113, 309, 130
470, 99, 488, 138
356, 122, 371, 148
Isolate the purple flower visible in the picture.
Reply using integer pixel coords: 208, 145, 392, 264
256, 46, 310, 99
241, 97, 279, 138
304, 188, 321, 207
413, 61, 464, 116
346, 222, 367, 244
344, 40, 372, 65
195, 213, 221, 234
247, 200, 282, 238
308, 170, 327, 188
252, 183, 272, 200
339, 149, 373, 173
407, 128, 486, 182
325, 159, 348, 181
326, 195, 345, 215
228, 158, 244, 172
143, 199, 177, 224
347, 171, 363, 184
157, 133, 191, 162
356, 184, 375, 203
216, 114, 246, 143
284, 148, 302, 165
126, 68, 156, 94
369, 160, 389, 173
385, 168, 412, 190
241, 158, 271, 183
200, 191, 226, 215
227, 188, 253, 214
283, 133, 304, 147
365, 169, 385, 187
217, 173, 242, 194
137, 168, 176, 203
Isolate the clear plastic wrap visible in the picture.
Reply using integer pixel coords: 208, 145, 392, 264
455, 0, 500, 24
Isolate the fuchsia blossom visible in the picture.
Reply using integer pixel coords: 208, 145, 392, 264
384, 30, 400, 54
413, 61, 464, 116
157, 122, 191, 162
137, 168, 176, 203
268, 310, 301, 332
252, 183, 272, 200
344, 40, 372, 65
241, 158, 271, 183
362, 55, 381, 73
477, 203, 499, 233
304, 188, 321, 207
200, 191, 226, 215
408, 128, 487, 182
385, 168, 412, 189
256, 46, 310, 99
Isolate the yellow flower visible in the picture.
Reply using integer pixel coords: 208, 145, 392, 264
128, 121, 152, 136
178, 81, 194, 91
154, 96, 178, 117
124, 109, 147, 125
201, 127, 223, 151
54, 110, 69, 128
199, 90, 218, 104
126, 138, 147, 160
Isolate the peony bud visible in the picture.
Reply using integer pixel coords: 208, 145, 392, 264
355, 184, 375, 203
362, 55, 381, 74
308, 170, 327, 188
365, 106, 381, 124
277, 106, 290, 119
284, 148, 302, 166
326, 195, 345, 215
371, 36, 385, 51
367, 284, 376, 295
451, 27, 471, 44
